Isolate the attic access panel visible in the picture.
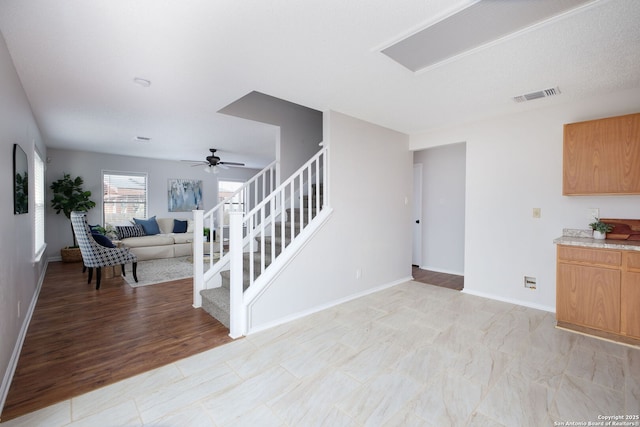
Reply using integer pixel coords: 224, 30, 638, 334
381, 0, 596, 72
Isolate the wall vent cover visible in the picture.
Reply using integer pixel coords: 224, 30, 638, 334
513, 86, 561, 103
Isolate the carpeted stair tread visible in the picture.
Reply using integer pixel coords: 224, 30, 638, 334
200, 287, 230, 328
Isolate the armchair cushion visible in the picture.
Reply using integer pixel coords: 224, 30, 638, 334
92, 232, 116, 248
134, 216, 161, 235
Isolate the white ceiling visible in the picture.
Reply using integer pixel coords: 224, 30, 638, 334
0, 0, 639, 168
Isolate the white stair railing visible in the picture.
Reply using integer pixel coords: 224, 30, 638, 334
228, 147, 328, 337
192, 160, 277, 307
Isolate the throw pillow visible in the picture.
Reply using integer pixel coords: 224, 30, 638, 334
116, 224, 146, 239
173, 219, 188, 233
133, 216, 161, 235
92, 233, 116, 248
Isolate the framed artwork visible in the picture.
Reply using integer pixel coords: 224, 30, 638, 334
13, 143, 28, 214
168, 179, 203, 212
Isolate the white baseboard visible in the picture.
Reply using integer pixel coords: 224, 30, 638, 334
462, 288, 555, 313
0, 260, 48, 417
247, 276, 413, 336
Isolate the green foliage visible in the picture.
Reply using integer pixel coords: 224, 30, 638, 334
50, 173, 96, 246
14, 172, 28, 214
589, 218, 614, 233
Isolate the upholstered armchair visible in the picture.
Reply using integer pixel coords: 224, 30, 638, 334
70, 211, 138, 289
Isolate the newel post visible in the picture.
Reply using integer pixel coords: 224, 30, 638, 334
229, 211, 246, 338
192, 210, 204, 308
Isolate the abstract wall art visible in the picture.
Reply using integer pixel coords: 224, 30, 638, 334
168, 179, 203, 212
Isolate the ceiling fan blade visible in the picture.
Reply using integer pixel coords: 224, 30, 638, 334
219, 161, 245, 167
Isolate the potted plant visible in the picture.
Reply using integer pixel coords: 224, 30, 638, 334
203, 227, 211, 242
50, 173, 96, 262
589, 218, 614, 240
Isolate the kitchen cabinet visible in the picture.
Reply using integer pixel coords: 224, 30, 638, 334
556, 246, 621, 333
557, 245, 640, 343
563, 112, 640, 195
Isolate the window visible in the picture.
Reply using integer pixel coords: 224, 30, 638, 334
218, 180, 244, 224
34, 150, 45, 260
103, 171, 147, 224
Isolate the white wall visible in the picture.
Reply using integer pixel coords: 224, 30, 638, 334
247, 111, 413, 330
410, 87, 640, 311
0, 30, 47, 412
414, 143, 466, 275
45, 148, 260, 259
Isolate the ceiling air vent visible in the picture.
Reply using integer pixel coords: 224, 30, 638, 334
513, 86, 561, 103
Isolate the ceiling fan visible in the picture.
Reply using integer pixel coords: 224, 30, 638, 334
182, 149, 245, 173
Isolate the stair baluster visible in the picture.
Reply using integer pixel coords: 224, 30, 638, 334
198, 147, 329, 338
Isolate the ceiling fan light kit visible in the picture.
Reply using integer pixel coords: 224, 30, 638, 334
182, 148, 245, 172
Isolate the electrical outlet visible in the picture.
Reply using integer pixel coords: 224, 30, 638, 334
532, 208, 541, 219
356, 268, 362, 279
587, 208, 599, 220
524, 276, 537, 289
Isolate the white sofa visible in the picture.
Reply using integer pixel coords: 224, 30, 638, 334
118, 217, 194, 261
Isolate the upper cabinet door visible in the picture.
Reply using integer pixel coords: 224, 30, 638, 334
563, 112, 640, 195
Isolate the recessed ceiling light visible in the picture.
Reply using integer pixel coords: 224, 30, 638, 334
134, 136, 151, 142
133, 77, 151, 87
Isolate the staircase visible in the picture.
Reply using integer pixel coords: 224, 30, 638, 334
200, 185, 322, 328
192, 149, 329, 337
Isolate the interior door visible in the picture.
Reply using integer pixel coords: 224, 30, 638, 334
412, 164, 423, 266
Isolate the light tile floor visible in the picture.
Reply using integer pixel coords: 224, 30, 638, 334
3, 281, 639, 426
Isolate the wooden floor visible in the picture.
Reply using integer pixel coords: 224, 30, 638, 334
412, 266, 464, 290
0, 261, 232, 422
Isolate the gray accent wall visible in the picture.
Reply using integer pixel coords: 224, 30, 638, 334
219, 91, 323, 180
0, 30, 47, 412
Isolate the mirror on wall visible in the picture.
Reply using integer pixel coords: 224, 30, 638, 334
13, 143, 28, 214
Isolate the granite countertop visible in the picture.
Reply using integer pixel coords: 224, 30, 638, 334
554, 229, 640, 251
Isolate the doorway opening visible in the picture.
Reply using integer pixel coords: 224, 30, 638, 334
412, 142, 466, 290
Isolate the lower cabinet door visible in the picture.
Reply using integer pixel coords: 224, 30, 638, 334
623, 271, 640, 339
557, 263, 621, 333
